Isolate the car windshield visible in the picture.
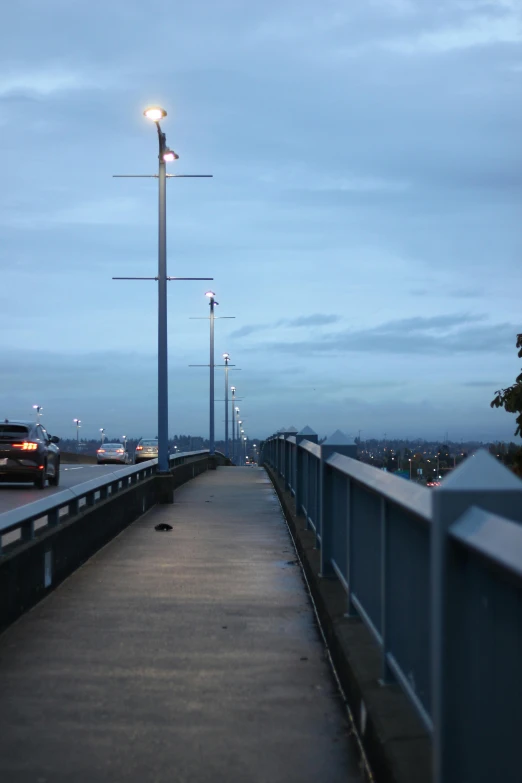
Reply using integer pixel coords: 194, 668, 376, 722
140, 441, 158, 447
104, 443, 123, 449
0, 424, 29, 437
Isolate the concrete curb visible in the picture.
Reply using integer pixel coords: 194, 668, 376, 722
264, 463, 432, 783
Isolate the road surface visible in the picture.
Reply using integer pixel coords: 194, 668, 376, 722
0, 464, 122, 514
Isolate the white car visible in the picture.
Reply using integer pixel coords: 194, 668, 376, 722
96, 443, 131, 465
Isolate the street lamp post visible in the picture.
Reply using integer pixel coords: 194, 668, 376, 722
73, 419, 81, 451
243, 436, 247, 465
122, 435, 127, 451
409, 458, 412, 480
32, 405, 43, 423
223, 355, 230, 458
238, 419, 243, 465
206, 291, 217, 455
100, 428, 105, 445
113, 107, 213, 475
145, 107, 175, 473
231, 392, 236, 463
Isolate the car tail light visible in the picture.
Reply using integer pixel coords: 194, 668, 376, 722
116, 449, 124, 454
12, 442, 38, 451
136, 445, 143, 450
98, 449, 105, 453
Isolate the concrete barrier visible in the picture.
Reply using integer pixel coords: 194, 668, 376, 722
0, 454, 220, 634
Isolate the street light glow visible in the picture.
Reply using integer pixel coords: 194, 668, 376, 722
223, 353, 230, 359
205, 291, 216, 298
143, 106, 167, 121
231, 386, 236, 391
162, 148, 178, 162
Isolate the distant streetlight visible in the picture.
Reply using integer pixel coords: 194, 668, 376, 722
122, 435, 127, 451
73, 419, 81, 451
409, 458, 412, 480
33, 405, 43, 423
100, 428, 105, 445
231, 389, 237, 463
223, 354, 230, 458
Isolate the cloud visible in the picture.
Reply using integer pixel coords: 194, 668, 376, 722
263, 313, 518, 356
230, 313, 340, 338
0, 67, 94, 98
376, 14, 522, 56
461, 381, 501, 388
286, 314, 340, 327
410, 286, 484, 299
259, 167, 409, 194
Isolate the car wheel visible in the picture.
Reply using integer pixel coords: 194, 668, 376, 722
49, 460, 60, 487
34, 463, 47, 489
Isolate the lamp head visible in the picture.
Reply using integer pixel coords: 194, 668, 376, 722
205, 291, 216, 298
163, 148, 179, 162
143, 106, 167, 122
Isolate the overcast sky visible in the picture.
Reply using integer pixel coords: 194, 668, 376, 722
1, 0, 521, 443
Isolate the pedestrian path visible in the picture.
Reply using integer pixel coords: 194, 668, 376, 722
0, 467, 364, 783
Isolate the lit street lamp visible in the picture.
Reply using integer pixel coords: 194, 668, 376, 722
409, 458, 412, 480
100, 428, 105, 445
205, 291, 217, 455
144, 106, 176, 473
122, 435, 127, 451
223, 354, 230, 458
73, 419, 81, 451
33, 405, 43, 423
113, 106, 213, 476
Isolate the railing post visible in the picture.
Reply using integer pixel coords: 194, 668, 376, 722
295, 426, 318, 517
379, 497, 392, 680
431, 450, 522, 783
282, 427, 297, 491
319, 430, 357, 579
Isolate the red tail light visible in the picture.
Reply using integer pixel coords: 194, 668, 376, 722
97, 449, 105, 453
116, 449, 124, 454
136, 445, 143, 450
12, 442, 38, 451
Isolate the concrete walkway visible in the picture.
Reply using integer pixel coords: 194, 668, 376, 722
0, 467, 364, 783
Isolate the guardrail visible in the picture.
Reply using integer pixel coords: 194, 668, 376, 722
0, 450, 209, 554
262, 428, 522, 783
0, 449, 226, 633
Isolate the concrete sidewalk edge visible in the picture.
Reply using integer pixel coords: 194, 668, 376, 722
264, 463, 432, 783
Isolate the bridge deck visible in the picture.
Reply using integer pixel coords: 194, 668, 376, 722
0, 467, 363, 783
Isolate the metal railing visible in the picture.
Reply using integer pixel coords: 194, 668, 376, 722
0, 450, 209, 555
262, 429, 522, 783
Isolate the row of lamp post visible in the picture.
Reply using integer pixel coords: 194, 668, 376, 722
40, 106, 250, 471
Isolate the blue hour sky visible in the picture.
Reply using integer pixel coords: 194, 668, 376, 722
1, 0, 521, 443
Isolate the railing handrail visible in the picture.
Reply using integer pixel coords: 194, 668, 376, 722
299, 439, 322, 458
326, 452, 432, 522
450, 505, 522, 581
0, 450, 210, 537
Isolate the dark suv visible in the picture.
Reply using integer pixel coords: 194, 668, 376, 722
0, 420, 61, 488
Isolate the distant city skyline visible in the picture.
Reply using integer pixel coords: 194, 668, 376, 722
1, 0, 520, 443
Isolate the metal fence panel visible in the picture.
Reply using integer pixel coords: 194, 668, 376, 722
387, 504, 432, 725
350, 482, 382, 639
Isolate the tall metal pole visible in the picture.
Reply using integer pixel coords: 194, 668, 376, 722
224, 358, 229, 458
209, 295, 215, 455
231, 391, 236, 463
157, 138, 169, 473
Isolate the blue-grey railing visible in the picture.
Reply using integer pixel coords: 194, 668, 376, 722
0, 450, 211, 555
262, 429, 522, 783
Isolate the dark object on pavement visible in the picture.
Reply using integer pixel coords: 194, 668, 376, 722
155, 523, 173, 531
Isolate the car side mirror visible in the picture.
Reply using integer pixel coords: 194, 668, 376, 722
50, 435, 60, 444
